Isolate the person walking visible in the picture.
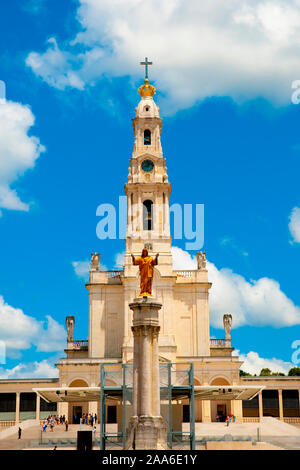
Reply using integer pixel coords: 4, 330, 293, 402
18, 427, 22, 439
225, 416, 229, 427
94, 413, 97, 424
65, 420, 69, 432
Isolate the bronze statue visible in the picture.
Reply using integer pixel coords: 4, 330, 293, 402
131, 248, 159, 296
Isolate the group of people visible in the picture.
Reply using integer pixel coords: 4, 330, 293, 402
225, 413, 236, 426
215, 412, 236, 425
41, 412, 98, 432
80, 413, 97, 426
42, 415, 69, 432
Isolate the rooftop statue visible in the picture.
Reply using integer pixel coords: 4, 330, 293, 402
91, 252, 100, 271
197, 251, 207, 270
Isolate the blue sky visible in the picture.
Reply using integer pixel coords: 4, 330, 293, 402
0, 0, 300, 377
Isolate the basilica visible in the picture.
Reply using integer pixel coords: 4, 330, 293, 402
0, 73, 299, 432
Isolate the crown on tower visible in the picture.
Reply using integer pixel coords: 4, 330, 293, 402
138, 78, 156, 98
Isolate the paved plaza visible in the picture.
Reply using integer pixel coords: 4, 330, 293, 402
0, 418, 300, 450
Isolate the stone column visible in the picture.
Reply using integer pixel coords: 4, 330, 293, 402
258, 391, 263, 419
15, 392, 20, 424
152, 327, 161, 417
36, 394, 40, 422
164, 192, 170, 237
138, 192, 142, 232
278, 389, 283, 420
230, 400, 243, 422
127, 190, 131, 235
58, 402, 69, 421
201, 400, 211, 422
126, 297, 166, 450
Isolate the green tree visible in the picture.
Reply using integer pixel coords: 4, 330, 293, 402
288, 367, 300, 376
239, 369, 252, 377
259, 368, 272, 376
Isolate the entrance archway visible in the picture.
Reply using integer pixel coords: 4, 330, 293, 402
210, 377, 231, 422
68, 379, 89, 424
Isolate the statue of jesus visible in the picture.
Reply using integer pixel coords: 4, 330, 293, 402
131, 248, 159, 297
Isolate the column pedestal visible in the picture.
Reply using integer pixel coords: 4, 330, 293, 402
126, 297, 167, 450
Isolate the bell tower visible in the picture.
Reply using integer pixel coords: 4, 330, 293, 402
124, 65, 173, 276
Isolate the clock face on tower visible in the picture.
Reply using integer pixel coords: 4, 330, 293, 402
141, 159, 154, 173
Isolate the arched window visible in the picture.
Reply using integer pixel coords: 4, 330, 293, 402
144, 129, 151, 145
143, 200, 153, 230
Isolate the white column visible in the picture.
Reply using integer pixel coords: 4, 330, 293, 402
58, 402, 69, 421
132, 327, 139, 416
201, 400, 211, 422
152, 327, 160, 416
259, 391, 263, 419
36, 394, 40, 422
89, 401, 98, 416
140, 326, 151, 416
230, 400, 243, 422
127, 190, 131, 236
278, 389, 283, 420
138, 192, 142, 233
15, 392, 20, 424
131, 193, 134, 233
164, 192, 170, 236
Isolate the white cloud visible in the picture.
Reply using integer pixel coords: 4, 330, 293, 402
234, 349, 293, 375
0, 296, 66, 358
171, 246, 300, 328
0, 359, 59, 379
72, 260, 90, 281
35, 316, 66, 353
26, 0, 300, 113
289, 206, 300, 243
72, 258, 111, 279
171, 246, 197, 270
0, 100, 45, 212
208, 262, 300, 328
115, 251, 125, 268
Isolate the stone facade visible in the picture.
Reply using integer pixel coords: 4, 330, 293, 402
0, 79, 300, 428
